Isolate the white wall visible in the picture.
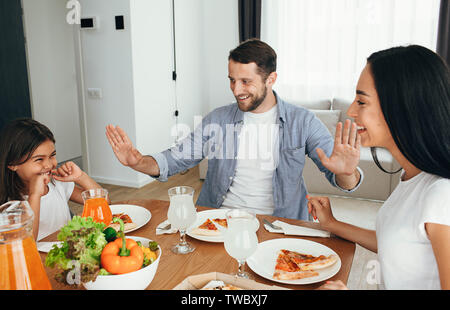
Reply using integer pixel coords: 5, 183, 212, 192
129, 0, 178, 186
77, 0, 212, 187
22, 0, 82, 163
78, 0, 141, 187
130, 0, 217, 186
173, 0, 207, 131
201, 0, 239, 113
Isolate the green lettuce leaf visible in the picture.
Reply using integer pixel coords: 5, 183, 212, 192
57, 216, 105, 241
45, 216, 107, 285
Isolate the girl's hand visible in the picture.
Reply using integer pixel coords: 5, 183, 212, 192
317, 280, 349, 290
306, 195, 336, 230
52, 161, 84, 183
28, 173, 51, 198
27, 175, 50, 241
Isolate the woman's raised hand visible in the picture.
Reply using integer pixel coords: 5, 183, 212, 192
316, 119, 361, 176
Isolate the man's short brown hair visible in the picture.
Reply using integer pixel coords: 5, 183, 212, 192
228, 39, 277, 81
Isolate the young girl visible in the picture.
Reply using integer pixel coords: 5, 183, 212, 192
308, 45, 450, 290
0, 118, 103, 241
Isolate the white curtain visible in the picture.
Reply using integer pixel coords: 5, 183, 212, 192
261, 0, 441, 102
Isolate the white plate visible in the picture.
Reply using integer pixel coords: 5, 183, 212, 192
110, 204, 151, 233
37, 241, 63, 253
186, 209, 260, 243
246, 238, 341, 285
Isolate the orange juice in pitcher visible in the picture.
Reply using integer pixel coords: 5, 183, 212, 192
0, 201, 52, 290
81, 189, 112, 226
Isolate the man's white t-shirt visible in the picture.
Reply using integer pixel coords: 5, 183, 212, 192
222, 105, 279, 214
36, 180, 74, 241
376, 171, 450, 289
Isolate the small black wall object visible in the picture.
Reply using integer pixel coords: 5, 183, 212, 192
115, 15, 124, 30
80, 17, 94, 28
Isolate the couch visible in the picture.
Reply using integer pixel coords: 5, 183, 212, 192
198, 98, 401, 201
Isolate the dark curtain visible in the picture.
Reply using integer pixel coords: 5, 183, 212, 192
437, 0, 450, 65
0, 0, 32, 131
238, 0, 262, 42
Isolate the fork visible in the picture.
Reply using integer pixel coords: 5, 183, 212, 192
158, 223, 171, 230
263, 219, 282, 230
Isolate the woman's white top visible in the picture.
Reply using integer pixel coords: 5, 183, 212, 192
376, 171, 450, 289
36, 180, 74, 241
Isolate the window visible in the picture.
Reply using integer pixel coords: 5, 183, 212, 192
261, 0, 441, 101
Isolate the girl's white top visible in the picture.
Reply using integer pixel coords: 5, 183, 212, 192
376, 171, 450, 289
36, 180, 74, 241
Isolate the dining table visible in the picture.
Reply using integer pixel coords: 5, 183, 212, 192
39, 199, 356, 290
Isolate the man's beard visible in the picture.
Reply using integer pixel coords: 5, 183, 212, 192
237, 86, 268, 112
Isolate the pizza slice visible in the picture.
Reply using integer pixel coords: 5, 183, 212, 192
212, 218, 228, 228
273, 249, 338, 280
282, 249, 338, 271
190, 218, 221, 236
273, 250, 319, 280
109, 213, 137, 231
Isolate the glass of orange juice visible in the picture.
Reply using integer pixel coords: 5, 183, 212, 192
81, 188, 112, 226
0, 200, 52, 290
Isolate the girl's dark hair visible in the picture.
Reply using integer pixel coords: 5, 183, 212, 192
0, 118, 55, 203
229, 38, 277, 81
367, 45, 450, 178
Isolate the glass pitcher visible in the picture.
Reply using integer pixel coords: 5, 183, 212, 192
81, 188, 112, 226
0, 200, 52, 289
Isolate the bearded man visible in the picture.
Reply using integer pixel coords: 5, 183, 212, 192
106, 39, 363, 220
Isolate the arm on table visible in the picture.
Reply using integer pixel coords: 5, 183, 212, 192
307, 195, 377, 253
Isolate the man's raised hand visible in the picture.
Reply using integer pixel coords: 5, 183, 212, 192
105, 124, 143, 168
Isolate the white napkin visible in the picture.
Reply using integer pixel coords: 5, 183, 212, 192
156, 219, 178, 235
264, 220, 330, 237
37, 241, 63, 253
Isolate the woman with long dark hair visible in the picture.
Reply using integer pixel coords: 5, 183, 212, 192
308, 45, 450, 289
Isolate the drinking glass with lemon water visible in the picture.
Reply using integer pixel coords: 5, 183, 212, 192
167, 186, 197, 254
224, 209, 258, 278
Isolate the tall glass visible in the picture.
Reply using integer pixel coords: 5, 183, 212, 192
0, 201, 52, 289
167, 186, 197, 254
224, 209, 258, 278
81, 188, 112, 226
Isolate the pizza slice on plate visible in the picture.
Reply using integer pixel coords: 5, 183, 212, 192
282, 249, 338, 271
273, 249, 338, 280
273, 250, 319, 280
212, 218, 228, 228
109, 213, 137, 231
190, 218, 221, 236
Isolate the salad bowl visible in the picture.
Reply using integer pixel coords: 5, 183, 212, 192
83, 236, 161, 290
